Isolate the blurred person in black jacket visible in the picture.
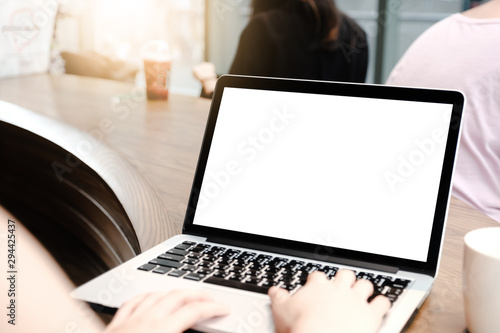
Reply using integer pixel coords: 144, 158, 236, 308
195, 0, 368, 97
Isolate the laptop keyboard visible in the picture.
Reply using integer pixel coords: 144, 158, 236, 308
137, 241, 411, 303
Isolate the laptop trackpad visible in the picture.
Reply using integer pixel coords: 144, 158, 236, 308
194, 285, 274, 333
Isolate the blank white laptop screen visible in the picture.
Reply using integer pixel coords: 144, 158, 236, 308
193, 87, 453, 262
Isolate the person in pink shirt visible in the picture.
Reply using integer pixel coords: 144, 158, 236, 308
386, 0, 500, 222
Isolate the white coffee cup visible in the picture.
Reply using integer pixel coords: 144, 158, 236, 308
463, 227, 500, 333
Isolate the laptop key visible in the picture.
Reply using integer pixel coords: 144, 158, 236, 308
213, 264, 229, 271
197, 268, 212, 275
296, 276, 308, 285
393, 279, 411, 288
280, 269, 294, 278
153, 266, 172, 275
229, 274, 244, 281
278, 284, 295, 291
230, 266, 245, 274
322, 266, 338, 274
373, 276, 386, 286
212, 270, 225, 278
204, 277, 270, 294
270, 258, 289, 267
290, 260, 305, 266
206, 248, 223, 256
245, 269, 261, 277
198, 261, 213, 268
357, 272, 376, 283
248, 262, 265, 270
392, 288, 404, 296
261, 274, 275, 282
260, 279, 278, 287
167, 249, 188, 256
245, 277, 260, 285
192, 244, 210, 253
158, 253, 185, 262
181, 265, 197, 272
183, 258, 198, 265
280, 263, 295, 271
278, 277, 294, 285
175, 244, 192, 251
168, 269, 186, 277
232, 259, 246, 266
138, 264, 157, 271
223, 250, 240, 258
238, 254, 256, 262
184, 273, 206, 281
305, 265, 321, 273
268, 266, 282, 274
219, 258, 231, 265
203, 254, 217, 261
149, 258, 183, 269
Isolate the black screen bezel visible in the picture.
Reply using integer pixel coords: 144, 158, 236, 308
182, 75, 464, 276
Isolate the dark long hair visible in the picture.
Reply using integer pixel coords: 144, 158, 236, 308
251, 0, 342, 47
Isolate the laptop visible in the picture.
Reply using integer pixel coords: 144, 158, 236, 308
72, 75, 465, 333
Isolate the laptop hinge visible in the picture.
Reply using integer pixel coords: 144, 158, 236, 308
206, 237, 399, 274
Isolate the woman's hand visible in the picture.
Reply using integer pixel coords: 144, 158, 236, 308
105, 289, 229, 333
269, 269, 391, 333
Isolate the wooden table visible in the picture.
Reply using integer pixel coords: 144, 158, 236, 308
0, 74, 497, 333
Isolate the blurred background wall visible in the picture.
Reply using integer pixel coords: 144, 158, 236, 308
0, 0, 488, 94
